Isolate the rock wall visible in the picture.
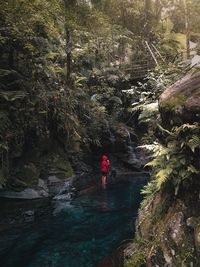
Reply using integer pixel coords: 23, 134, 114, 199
124, 71, 200, 267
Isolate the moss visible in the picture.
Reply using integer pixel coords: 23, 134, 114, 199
174, 234, 194, 266
161, 87, 200, 111
125, 249, 146, 267
192, 87, 200, 95
39, 151, 74, 179
17, 163, 39, 187
124, 236, 164, 267
160, 93, 187, 109
53, 158, 73, 178
124, 238, 147, 267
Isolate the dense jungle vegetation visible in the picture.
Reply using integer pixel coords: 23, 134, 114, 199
0, 0, 200, 194
1, 0, 200, 266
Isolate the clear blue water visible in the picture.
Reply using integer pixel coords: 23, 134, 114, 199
0, 176, 146, 267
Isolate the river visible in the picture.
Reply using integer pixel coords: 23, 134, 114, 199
0, 174, 147, 267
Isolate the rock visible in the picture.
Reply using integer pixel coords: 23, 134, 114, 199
136, 192, 164, 239
9, 178, 27, 191
47, 173, 76, 196
0, 188, 41, 199
100, 122, 133, 152
191, 55, 200, 67
117, 146, 141, 170
53, 178, 76, 200
168, 211, 185, 245
69, 152, 92, 174
0, 178, 49, 199
53, 158, 73, 178
159, 71, 200, 127
22, 210, 35, 222
187, 216, 200, 254
100, 122, 142, 170
124, 71, 200, 267
16, 163, 40, 187
136, 144, 154, 166
38, 189, 49, 198
53, 192, 73, 201
47, 175, 61, 184
111, 123, 131, 152
47, 175, 63, 196
38, 178, 48, 194
23, 210, 34, 216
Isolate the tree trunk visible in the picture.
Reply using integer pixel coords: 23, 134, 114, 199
184, 0, 190, 59
144, 0, 152, 41
66, 29, 72, 82
64, 0, 74, 84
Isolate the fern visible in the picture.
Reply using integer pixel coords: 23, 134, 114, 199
140, 180, 158, 210
187, 165, 199, 174
188, 135, 200, 152
143, 123, 200, 199
145, 159, 158, 167
0, 91, 27, 102
156, 168, 172, 189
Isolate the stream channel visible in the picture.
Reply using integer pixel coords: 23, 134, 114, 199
0, 174, 147, 267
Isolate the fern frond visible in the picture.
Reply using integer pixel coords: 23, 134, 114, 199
156, 169, 171, 189
188, 135, 200, 152
157, 124, 174, 136
141, 180, 157, 196
0, 91, 26, 102
145, 160, 158, 168
187, 165, 199, 174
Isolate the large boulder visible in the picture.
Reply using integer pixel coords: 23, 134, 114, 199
159, 71, 200, 127
0, 188, 44, 199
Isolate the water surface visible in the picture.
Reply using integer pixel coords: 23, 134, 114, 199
0, 175, 146, 267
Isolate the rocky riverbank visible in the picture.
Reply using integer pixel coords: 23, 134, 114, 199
124, 71, 200, 266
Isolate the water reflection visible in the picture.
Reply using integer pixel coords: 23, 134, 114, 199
0, 175, 147, 267
101, 190, 109, 212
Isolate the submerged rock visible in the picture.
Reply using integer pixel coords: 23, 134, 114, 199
22, 210, 35, 222
53, 192, 73, 201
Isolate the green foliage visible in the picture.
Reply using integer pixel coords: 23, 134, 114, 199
1, 0, 200, 188
144, 123, 200, 198
125, 248, 146, 267
140, 179, 158, 209
0, 91, 26, 102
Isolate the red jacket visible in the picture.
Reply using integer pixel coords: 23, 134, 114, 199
101, 155, 110, 173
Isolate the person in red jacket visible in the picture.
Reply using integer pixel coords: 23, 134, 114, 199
101, 155, 110, 187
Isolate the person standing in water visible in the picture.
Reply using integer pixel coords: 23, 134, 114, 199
101, 155, 110, 187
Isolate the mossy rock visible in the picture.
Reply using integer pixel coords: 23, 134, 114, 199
53, 158, 73, 178
16, 163, 40, 187
159, 71, 200, 127
41, 152, 74, 179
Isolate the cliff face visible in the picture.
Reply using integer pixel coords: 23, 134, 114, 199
125, 71, 200, 267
